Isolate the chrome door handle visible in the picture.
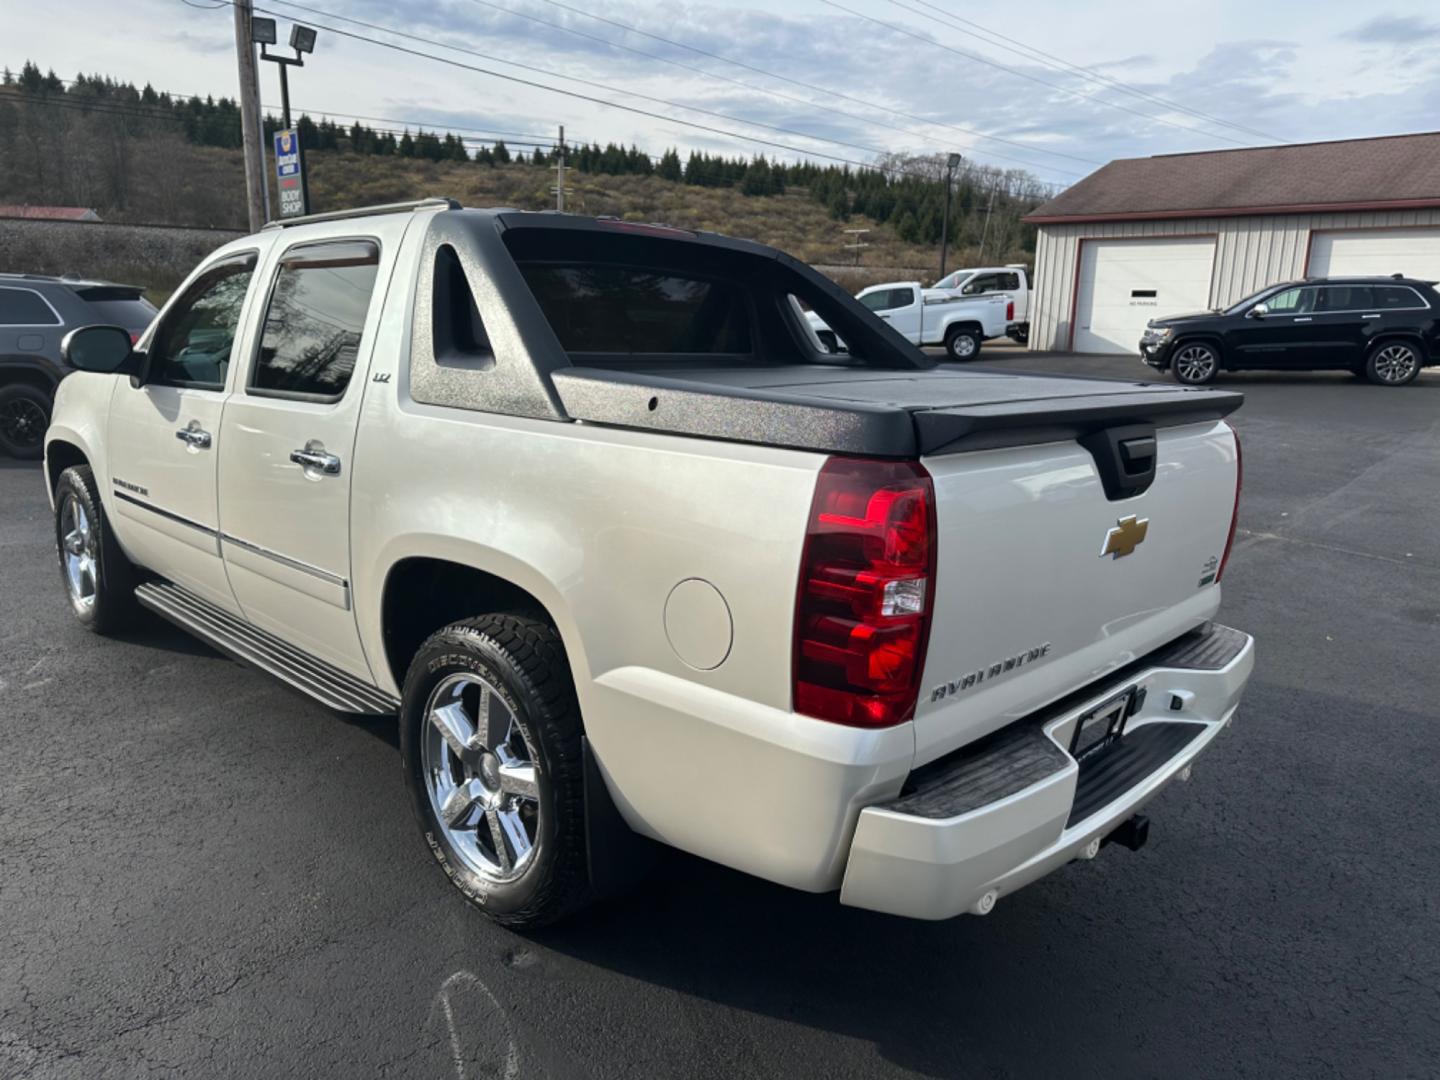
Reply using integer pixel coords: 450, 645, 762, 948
1293, 317, 1312, 322
290, 447, 341, 475
1363, 313, 1381, 319
175, 426, 212, 448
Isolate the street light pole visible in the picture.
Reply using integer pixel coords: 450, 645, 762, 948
939, 152, 961, 281
259, 22, 318, 217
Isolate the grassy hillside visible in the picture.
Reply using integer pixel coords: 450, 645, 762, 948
290, 150, 960, 277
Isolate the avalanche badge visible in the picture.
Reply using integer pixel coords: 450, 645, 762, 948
1100, 515, 1149, 559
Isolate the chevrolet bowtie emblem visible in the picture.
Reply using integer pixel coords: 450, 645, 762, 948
1101, 515, 1149, 559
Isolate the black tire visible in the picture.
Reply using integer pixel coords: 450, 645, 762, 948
1364, 340, 1422, 386
1170, 341, 1220, 385
0, 382, 53, 460
944, 326, 982, 362
1007, 323, 1029, 345
53, 464, 140, 634
399, 614, 591, 927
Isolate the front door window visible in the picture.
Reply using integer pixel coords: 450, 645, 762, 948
147, 254, 258, 390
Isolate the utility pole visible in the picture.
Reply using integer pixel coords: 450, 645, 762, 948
843, 228, 870, 267
552, 124, 568, 211
232, 0, 266, 231
938, 152, 961, 280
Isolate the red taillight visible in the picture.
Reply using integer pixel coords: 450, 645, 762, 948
793, 457, 936, 728
1006, 300, 1015, 321
1216, 428, 1243, 582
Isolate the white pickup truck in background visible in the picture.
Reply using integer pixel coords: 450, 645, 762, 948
932, 264, 1032, 344
807, 280, 1008, 360
45, 200, 1252, 928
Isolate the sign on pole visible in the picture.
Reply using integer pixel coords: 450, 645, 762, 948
273, 128, 308, 218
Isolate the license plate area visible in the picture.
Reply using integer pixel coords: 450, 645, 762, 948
1069, 686, 1137, 762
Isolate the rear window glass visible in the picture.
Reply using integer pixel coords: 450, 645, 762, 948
85, 298, 157, 331
518, 264, 752, 354
1317, 286, 1373, 311
252, 239, 380, 399
1375, 286, 1427, 309
0, 288, 60, 325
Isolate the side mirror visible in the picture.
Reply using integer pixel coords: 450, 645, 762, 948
1247, 303, 1269, 319
62, 325, 143, 377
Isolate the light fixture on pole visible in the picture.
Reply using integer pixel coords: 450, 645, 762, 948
259, 21, 319, 217
939, 152, 962, 281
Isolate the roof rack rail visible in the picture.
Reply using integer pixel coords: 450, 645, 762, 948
261, 197, 459, 230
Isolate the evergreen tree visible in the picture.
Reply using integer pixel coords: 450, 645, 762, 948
398, 130, 415, 157
493, 139, 511, 164
657, 148, 682, 182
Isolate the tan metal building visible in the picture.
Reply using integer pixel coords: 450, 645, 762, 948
1024, 132, 1440, 354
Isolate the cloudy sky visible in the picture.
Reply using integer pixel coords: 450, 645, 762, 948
5, 0, 1440, 188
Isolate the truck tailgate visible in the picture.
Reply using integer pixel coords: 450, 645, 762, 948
913, 418, 1240, 765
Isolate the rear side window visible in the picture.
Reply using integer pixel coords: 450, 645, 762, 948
252, 239, 380, 399
0, 288, 60, 326
518, 264, 751, 354
1374, 286, 1428, 309
85, 298, 157, 332
1317, 286, 1373, 311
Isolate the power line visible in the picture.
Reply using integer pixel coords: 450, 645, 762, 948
460, 0, 1092, 177
896, 0, 1280, 142
224, 0, 1022, 185
821, 0, 1257, 147
526, 0, 1099, 171
254, 0, 986, 171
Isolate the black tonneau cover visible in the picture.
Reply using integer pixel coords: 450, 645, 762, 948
551, 364, 1243, 457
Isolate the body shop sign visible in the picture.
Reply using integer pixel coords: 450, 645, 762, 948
274, 129, 307, 218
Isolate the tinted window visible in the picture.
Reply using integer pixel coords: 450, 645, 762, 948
1317, 286, 1373, 312
1374, 286, 1427, 309
252, 240, 380, 399
1001, 272, 1021, 290
0, 288, 60, 326
520, 264, 751, 353
85, 298, 157, 332
1264, 287, 1316, 315
962, 274, 1000, 295
148, 254, 257, 390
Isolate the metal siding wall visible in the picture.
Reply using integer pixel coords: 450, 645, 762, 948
1031, 207, 1440, 349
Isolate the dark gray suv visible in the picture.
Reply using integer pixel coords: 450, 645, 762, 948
0, 274, 156, 459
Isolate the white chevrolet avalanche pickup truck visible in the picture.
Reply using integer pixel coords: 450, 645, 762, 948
45, 198, 1253, 927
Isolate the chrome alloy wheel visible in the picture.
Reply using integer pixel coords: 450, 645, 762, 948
59, 493, 98, 613
421, 672, 541, 883
1373, 343, 1419, 384
1173, 344, 1217, 382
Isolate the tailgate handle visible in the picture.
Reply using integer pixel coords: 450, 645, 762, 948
1079, 424, 1158, 501
1119, 435, 1156, 473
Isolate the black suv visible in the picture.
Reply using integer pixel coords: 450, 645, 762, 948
1139, 275, 1439, 387
0, 273, 156, 458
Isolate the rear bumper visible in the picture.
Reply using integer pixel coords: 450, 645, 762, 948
839, 623, 1254, 920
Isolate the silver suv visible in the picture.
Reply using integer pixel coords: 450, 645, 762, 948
0, 274, 156, 459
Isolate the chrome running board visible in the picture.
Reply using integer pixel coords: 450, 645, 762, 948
135, 580, 399, 715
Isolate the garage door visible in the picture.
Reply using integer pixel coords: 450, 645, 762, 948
1074, 237, 1216, 354
1308, 227, 1440, 282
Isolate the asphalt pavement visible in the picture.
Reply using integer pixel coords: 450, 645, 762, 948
2, 352, 1437, 1078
